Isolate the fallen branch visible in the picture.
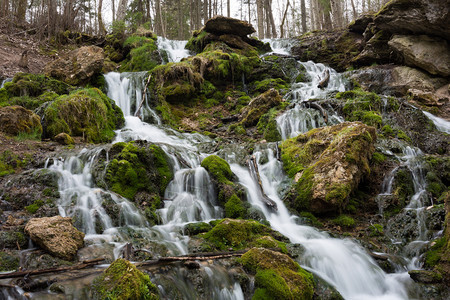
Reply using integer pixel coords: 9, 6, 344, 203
135, 74, 152, 119
0, 258, 105, 280
248, 156, 277, 211
307, 102, 328, 123
317, 69, 330, 89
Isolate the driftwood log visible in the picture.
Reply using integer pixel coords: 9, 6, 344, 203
307, 102, 328, 123
247, 156, 277, 211
317, 69, 330, 89
135, 74, 152, 119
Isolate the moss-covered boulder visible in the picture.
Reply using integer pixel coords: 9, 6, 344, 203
241, 247, 314, 299
44, 46, 105, 86
54, 132, 75, 145
199, 219, 287, 251
201, 155, 247, 216
281, 122, 377, 215
24, 216, 84, 261
240, 88, 283, 127
119, 35, 162, 72
92, 258, 159, 299
43, 88, 124, 143
0, 105, 42, 137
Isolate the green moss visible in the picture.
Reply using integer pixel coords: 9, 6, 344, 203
257, 108, 281, 142
0, 251, 19, 271
424, 237, 447, 268
299, 212, 323, 227
382, 124, 394, 136
224, 194, 246, 219
369, 224, 384, 237
3, 73, 73, 98
184, 222, 212, 236
397, 130, 412, 143
105, 142, 173, 201
392, 169, 414, 208
120, 36, 160, 72
25, 199, 45, 214
201, 219, 285, 251
332, 215, 355, 228
201, 155, 234, 185
338, 89, 383, 127
0, 150, 27, 177
92, 258, 159, 300
185, 30, 209, 53
43, 88, 124, 143
372, 152, 386, 164
241, 248, 314, 300
252, 78, 288, 94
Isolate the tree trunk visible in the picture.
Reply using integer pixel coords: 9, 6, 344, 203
300, 0, 306, 32
203, 0, 208, 23
98, 0, 106, 35
280, 0, 289, 38
350, 0, 357, 20
227, 0, 230, 17
16, 0, 27, 22
256, 0, 264, 39
265, 0, 277, 38
116, 0, 127, 21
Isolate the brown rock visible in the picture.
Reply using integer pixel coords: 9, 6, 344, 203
240, 88, 282, 127
54, 132, 75, 145
204, 16, 255, 37
25, 216, 85, 261
44, 46, 104, 86
389, 35, 450, 77
0, 105, 42, 136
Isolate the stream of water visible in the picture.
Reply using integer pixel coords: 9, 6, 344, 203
6, 38, 442, 299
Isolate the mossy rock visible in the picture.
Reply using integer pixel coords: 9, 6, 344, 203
337, 89, 383, 128
120, 35, 162, 72
92, 258, 159, 299
240, 88, 283, 128
241, 247, 314, 300
43, 88, 124, 143
101, 142, 173, 202
200, 219, 287, 252
0, 251, 19, 271
2, 73, 72, 98
201, 155, 234, 185
0, 105, 42, 137
281, 122, 376, 215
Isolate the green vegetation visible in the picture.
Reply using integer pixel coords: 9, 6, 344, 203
201, 219, 287, 252
332, 215, 356, 228
92, 258, 159, 299
120, 35, 160, 72
43, 88, 124, 142
224, 194, 246, 218
371, 152, 386, 164
25, 199, 45, 214
0, 150, 29, 177
201, 155, 234, 185
257, 108, 281, 142
0, 251, 19, 272
424, 237, 447, 268
241, 248, 314, 300
2, 73, 72, 98
337, 89, 383, 128
369, 224, 384, 237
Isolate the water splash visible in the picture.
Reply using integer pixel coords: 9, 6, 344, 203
423, 111, 450, 134
262, 38, 293, 55
157, 37, 191, 63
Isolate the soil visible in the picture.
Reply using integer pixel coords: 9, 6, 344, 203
0, 18, 54, 79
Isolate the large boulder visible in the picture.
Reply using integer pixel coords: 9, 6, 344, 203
281, 122, 376, 215
388, 35, 450, 77
204, 15, 255, 37
0, 105, 42, 136
374, 0, 450, 42
92, 258, 160, 299
241, 248, 315, 299
42, 88, 124, 143
240, 88, 283, 127
24, 216, 85, 260
44, 46, 105, 86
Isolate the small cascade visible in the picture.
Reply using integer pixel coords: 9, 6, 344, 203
262, 38, 293, 55
277, 61, 346, 139
231, 149, 411, 300
423, 111, 450, 134
104, 72, 160, 124
1, 77, 12, 88
157, 37, 191, 63
376, 166, 399, 215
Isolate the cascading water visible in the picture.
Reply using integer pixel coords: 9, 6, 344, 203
1, 77, 12, 88
422, 111, 450, 134
277, 61, 346, 139
262, 38, 293, 55
157, 36, 191, 63
230, 148, 411, 300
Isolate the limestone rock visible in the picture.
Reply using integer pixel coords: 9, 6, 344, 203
281, 122, 376, 215
240, 88, 282, 127
374, 0, 450, 42
389, 35, 450, 77
0, 105, 42, 136
204, 15, 255, 37
409, 270, 442, 284
44, 46, 105, 86
24, 216, 84, 260
54, 132, 75, 145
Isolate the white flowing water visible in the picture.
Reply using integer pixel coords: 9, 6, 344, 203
1, 77, 12, 88
230, 149, 411, 300
277, 61, 346, 139
423, 111, 450, 134
157, 36, 191, 63
262, 38, 293, 55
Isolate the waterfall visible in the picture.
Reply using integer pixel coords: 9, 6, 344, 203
277, 61, 346, 139
1, 77, 12, 88
423, 111, 450, 134
157, 37, 191, 63
262, 38, 293, 55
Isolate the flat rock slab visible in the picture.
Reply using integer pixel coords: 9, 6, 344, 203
204, 16, 255, 37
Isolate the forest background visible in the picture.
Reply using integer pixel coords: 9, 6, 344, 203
0, 0, 392, 40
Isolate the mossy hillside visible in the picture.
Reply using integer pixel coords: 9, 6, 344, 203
200, 219, 287, 252
337, 89, 383, 128
43, 88, 124, 143
240, 89, 283, 128
120, 35, 161, 72
92, 258, 159, 300
241, 248, 314, 300
0, 105, 43, 137
104, 142, 173, 205
281, 122, 376, 215
2, 73, 72, 98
